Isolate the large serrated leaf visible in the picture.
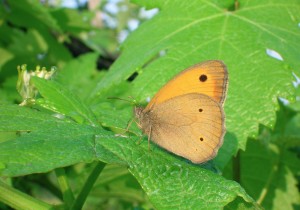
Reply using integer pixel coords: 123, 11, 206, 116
94, 135, 259, 210
90, 0, 299, 153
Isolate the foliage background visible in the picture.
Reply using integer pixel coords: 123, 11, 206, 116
0, 0, 300, 209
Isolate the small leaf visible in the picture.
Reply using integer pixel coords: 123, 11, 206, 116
32, 77, 98, 125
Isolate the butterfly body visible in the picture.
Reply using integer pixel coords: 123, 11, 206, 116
135, 60, 228, 163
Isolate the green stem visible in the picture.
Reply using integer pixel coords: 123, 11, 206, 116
55, 168, 75, 208
70, 161, 106, 210
0, 180, 52, 210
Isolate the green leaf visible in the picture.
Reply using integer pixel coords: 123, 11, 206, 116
239, 99, 300, 209
3, 0, 61, 32
49, 8, 92, 34
31, 77, 98, 125
90, 0, 299, 155
272, 101, 300, 147
54, 53, 102, 101
0, 105, 104, 176
94, 135, 259, 209
240, 139, 300, 210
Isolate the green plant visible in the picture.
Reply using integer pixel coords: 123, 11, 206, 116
0, 0, 300, 209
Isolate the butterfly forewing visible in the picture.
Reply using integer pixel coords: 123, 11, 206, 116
147, 60, 228, 109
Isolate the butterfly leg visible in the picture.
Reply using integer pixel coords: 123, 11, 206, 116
123, 118, 144, 144
118, 118, 135, 136
136, 125, 151, 149
137, 135, 143, 145
124, 118, 134, 133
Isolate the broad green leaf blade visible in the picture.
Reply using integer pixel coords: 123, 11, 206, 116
0, 105, 113, 176
0, 105, 71, 131
90, 0, 299, 155
32, 77, 98, 125
0, 131, 95, 176
95, 135, 259, 209
55, 53, 102, 101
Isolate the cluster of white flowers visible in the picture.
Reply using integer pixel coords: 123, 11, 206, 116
17, 65, 56, 106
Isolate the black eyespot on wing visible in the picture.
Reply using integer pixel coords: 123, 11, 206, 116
199, 74, 207, 82
199, 108, 203, 112
200, 137, 204, 141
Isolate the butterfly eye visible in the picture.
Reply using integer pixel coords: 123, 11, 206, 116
199, 74, 207, 82
198, 108, 203, 112
199, 137, 204, 141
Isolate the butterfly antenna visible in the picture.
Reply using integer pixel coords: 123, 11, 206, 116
107, 96, 137, 105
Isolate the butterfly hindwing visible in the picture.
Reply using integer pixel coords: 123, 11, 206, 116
145, 93, 225, 163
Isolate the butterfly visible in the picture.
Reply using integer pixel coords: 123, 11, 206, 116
135, 60, 228, 163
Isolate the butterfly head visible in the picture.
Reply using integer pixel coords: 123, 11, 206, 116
134, 106, 144, 120
134, 106, 153, 135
